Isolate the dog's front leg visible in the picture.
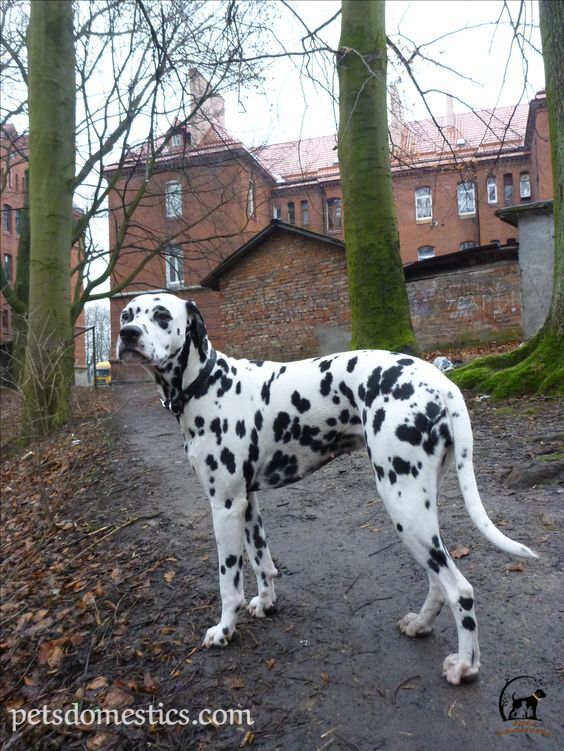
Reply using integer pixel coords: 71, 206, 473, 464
203, 496, 247, 648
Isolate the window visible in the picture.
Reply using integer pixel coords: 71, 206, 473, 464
486, 176, 497, 204
520, 172, 531, 200
460, 241, 478, 251
15, 209, 23, 235
170, 132, 182, 148
4, 253, 13, 282
164, 181, 182, 218
417, 246, 435, 261
246, 179, 255, 219
2, 204, 12, 233
164, 245, 183, 288
415, 186, 432, 221
300, 200, 310, 227
272, 206, 281, 220
287, 202, 295, 225
326, 198, 342, 231
457, 182, 476, 216
503, 174, 513, 206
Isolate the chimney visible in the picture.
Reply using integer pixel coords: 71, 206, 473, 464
445, 94, 455, 142
188, 68, 226, 146
389, 84, 404, 153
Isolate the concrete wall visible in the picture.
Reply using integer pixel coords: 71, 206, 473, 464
516, 211, 554, 337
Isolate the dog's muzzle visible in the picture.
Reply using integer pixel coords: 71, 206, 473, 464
118, 325, 146, 362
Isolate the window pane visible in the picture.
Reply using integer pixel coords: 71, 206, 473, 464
417, 246, 435, 260
520, 173, 531, 199
457, 182, 475, 215
301, 200, 309, 227
460, 241, 478, 251
165, 182, 182, 218
287, 202, 295, 224
326, 198, 342, 230
272, 206, 281, 220
503, 174, 513, 206
415, 187, 432, 220
487, 177, 497, 204
165, 245, 183, 287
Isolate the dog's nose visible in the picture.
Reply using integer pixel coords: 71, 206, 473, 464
119, 325, 143, 344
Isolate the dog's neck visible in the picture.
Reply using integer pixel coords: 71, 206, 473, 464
151, 336, 217, 418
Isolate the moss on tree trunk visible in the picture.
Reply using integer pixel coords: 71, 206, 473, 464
451, 0, 563, 397
337, 0, 417, 354
22, 0, 76, 437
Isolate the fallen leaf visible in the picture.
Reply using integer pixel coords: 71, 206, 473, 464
143, 673, 159, 694
164, 570, 176, 584
86, 731, 115, 750
86, 676, 109, 692
265, 658, 276, 670
224, 676, 245, 690
506, 563, 524, 572
37, 640, 65, 669
240, 730, 255, 747
451, 545, 470, 559
102, 685, 132, 709
320, 672, 330, 684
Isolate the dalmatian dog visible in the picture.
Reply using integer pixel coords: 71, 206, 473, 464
117, 292, 537, 685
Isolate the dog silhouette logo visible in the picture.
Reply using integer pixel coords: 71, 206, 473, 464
499, 675, 547, 722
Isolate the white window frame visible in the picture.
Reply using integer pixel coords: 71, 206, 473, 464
272, 206, 281, 220
300, 200, 310, 227
520, 172, 531, 199
247, 179, 255, 219
326, 197, 342, 231
415, 186, 432, 222
486, 177, 497, 205
457, 182, 476, 216
417, 245, 435, 261
164, 244, 184, 289
287, 201, 296, 225
164, 181, 182, 219
460, 241, 478, 251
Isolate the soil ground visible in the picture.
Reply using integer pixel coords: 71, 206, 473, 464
1, 381, 563, 750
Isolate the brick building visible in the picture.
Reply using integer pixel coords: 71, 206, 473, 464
105, 86, 552, 353
1, 125, 87, 374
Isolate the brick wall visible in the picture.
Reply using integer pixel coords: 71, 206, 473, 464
218, 232, 351, 360
407, 260, 522, 349
212, 230, 523, 359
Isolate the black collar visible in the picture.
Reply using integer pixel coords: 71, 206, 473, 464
161, 349, 218, 417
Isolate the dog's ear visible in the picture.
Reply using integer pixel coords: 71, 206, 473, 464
186, 300, 208, 359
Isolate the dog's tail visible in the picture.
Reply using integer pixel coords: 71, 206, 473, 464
443, 382, 537, 559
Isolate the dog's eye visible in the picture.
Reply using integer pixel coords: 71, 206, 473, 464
121, 309, 133, 323
155, 309, 172, 323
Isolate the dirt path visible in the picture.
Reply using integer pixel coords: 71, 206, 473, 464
111, 382, 563, 750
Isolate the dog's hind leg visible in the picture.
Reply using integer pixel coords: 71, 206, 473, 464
244, 492, 278, 618
398, 574, 444, 636
203, 495, 247, 648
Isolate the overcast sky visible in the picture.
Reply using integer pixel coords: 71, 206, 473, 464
225, 0, 545, 146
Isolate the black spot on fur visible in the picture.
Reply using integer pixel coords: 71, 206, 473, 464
339, 381, 356, 408
397, 358, 415, 366
462, 616, 476, 631
320, 372, 333, 396
236, 420, 246, 438
429, 547, 448, 568
220, 565, 226, 575
210, 417, 222, 445
393, 382, 415, 401
225, 498, 232, 509
234, 571, 240, 589
375, 465, 385, 481
381, 365, 403, 394
432, 535, 440, 548
347, 356, 358, 372
273, 411, 291, 442
292, 391, 311, 413
392, 456, 411, 475
319, 359, 332, 372
245, 503, 253, 522
425, 499, 431, 509
364, 367, 382, 407
255, 411, 263, 430
459, 597, 474, 611
225, 555, 237, 568
220, 447, 236, 475
389, 470, 397, 485
397, 523, 403, 532
396, 424, 422, 445
206, 454, 218, 471
236, 381, 241, 395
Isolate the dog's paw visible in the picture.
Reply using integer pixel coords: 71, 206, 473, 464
248, 594, 277, 619
442, 653, 480, 685
398, 612, 434, 637
202, 623, 234, 648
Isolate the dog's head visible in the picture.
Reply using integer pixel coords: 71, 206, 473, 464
117, 293, 208, 369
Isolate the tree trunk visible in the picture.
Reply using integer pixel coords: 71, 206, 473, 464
451, 0, 563, 397
22, 0, 76, 437
337, 0, 417, 354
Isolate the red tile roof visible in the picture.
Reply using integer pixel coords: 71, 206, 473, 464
254, 134, 339, 182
